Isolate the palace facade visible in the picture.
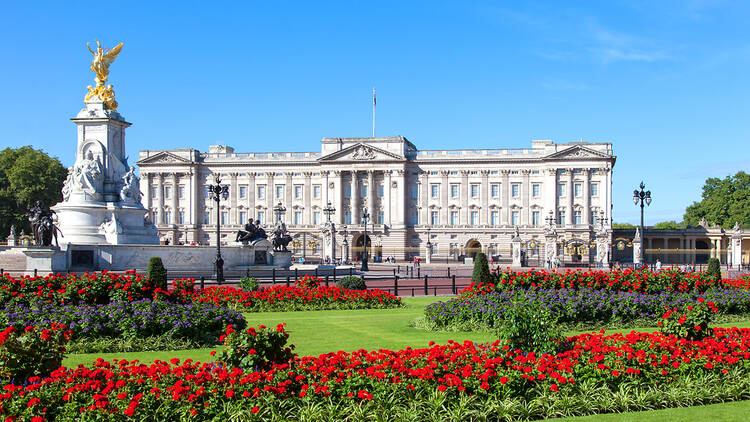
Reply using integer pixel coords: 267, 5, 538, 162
136, 137, 616, 263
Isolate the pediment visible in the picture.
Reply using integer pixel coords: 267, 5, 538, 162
544, 145, 611, 160
137, 152, 191, 165
318, 143, 406, 163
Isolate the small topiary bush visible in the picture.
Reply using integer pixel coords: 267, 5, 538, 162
240, 276, 260, 292
213, 323, 295, 371
471, 252, 491, 285
657, 298, 719, 341
337, 275, 366, 290
0, 323, 72, 383
147, 257, 168, 291
706, 258, 721, 282
495, 295, 565, 355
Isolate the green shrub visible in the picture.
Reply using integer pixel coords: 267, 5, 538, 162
240, 276, 260, 292
495, 295, 565, 355
658, 298, 718, 340
471, 252, 491, 285
337, 275, 366, 290
0, 324, 71, 383
147, 257, 168, 291
706, 258, 721, 281
213, 323, 294, 371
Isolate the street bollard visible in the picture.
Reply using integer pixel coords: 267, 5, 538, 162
424, 275, 428, 296
394, 275, 399, 296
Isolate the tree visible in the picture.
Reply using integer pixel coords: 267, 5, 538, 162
471, 252, 491, 285
0, 147, 67, 238
612, 222, 636, 229
683, 171, 750, 228
653, 220, 686, 230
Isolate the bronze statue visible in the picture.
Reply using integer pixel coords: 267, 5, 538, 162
26, 201, 62, 247
235, 219, 267, 244
272, 222, 292, 252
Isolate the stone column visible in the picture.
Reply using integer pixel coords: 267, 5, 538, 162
441, 170, 449, 225
384, 170, 392, 225
633, 228, 642, 266
395, 170, 406, 226
480, 170, 489, 225
567, 169, 574, 226
511, 233, 522, 267
350, 170, 359, 225
157, 174, 165, 224
419, 171, 428, 226
266, 173, 275, 224
247, 172, 256, 221
321, 170, 329, 210
143, 173, 152, 213
333, 171, 343, 224
732, 231, 743, 268
647, 237, 653, 263
545, 168, 558, 223
501, 170, 510, 224
583, 169, 591, 225
229, 172, 238, 226
368, 170, 376, 224
460, 170, 469, 225
304, 172, 312, 224
189, 171, 197, 226
521, 170, 530, 225
285, 172, 293, 223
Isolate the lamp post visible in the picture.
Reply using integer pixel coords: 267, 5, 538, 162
341, 225, 349, 263
323, 201, 336, 262
633, 181, 652, 265
323, 201, 335, 223
208, 174, 229, 283
425, 226, 432, 264
361, 209, 370, 271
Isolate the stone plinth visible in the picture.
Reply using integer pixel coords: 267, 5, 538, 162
19, 248, 67, 276
511, 239, 522, 267
271, 250, 293, 269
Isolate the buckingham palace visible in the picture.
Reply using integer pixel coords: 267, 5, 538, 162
136, 136, 615, 264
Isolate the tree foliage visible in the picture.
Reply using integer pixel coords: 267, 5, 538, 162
0, 147, 67, 238
683, 171, 750, 228
653, 220, 686, 230
471, 252, 491, 285
612, 222, 636, 229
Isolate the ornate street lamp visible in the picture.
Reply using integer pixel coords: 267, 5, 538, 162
341, 224, 349, 263
208, 174, 229, 283
361, 209, 370, 271
323, 201, 335, 223
426, 226, 432, 260
273, 202, 286, 223
633, 181, 652, 265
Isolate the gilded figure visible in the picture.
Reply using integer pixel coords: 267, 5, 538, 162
84, 41, 123, 110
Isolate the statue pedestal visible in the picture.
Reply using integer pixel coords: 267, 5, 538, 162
53, 201, 158, 245
271, 250, 293, 269
511, 239, 522, 267
19, 247, 66, 276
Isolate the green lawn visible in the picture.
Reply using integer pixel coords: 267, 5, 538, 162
62, 296, 750, 421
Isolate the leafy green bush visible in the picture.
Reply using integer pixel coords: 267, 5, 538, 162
213, 323, 294, 371
240, 276, 259, 292
658, 298, 718, 340
471, 252, 491, 285
495, 295, 564, 355
147, 257, 168, 291
707, 258, 721, 282
337, 275, 366, 290
0, 323, 71, 383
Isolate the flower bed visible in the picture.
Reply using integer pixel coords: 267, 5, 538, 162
0, 300, 245, 350
191, 283, 403, 312
3, 326, 750, 420
424, 288, 750, 331
467, 268, 750, 296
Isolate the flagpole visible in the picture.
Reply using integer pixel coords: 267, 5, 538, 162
372, 87, 376, 138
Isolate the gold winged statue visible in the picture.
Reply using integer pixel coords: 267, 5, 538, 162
84, 40, 124, 111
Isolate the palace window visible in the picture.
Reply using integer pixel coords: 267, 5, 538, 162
275, 185, 284, 199
431, 184, 439, 199
153, 211, 159, 224
430, 211, 439, 225
558, 211, 566, 225
471, 184, 479, 198
294, 211, 302, 225
164, 186, 172, 199
511, 184, 520, 198
590, 183, 599, 196
344, 211, 352, 224
294, 185, 302, 199
532, 184, 540, 197
377, 211, 384, 224
471, 211, 479, 225
239, 186, 247, 199
257, 185, 265, 199
178, 211, 185, 224
450, 211, 458, 225
557, 183, 566, 197
221, 211, 228, 225
411, 211, 419, 225
591, 210, 598, 225
378, 184, 384, 198
239, 211, 246, 225
152, 186, 158, 198
257, 211, 265, 224
313, 185, 321, 198
574, 210, 582, 224
361, 184, 368, 198
491, 184, 499, 198
532, 211, 540, 226
178, 185, 185, 199
491, 211, 499, 225
344, 185, 351, 198
313, 211, 320, 225
411, 185, 419, 199
164, 211, 171, 225
450, 184, 459, 198
574, 183, 582, 197
511, 211, 519, 226
203, 211, 209, 225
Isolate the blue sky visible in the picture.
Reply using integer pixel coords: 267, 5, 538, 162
1, 1, 748, 225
